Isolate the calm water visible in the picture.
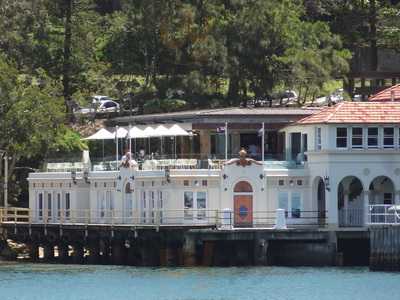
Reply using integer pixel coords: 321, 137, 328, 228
0, 264, 399, 300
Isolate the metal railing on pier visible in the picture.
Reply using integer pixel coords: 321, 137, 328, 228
368, 204, 400, 225
339, 208, 364, 227
0, 207, 327, 229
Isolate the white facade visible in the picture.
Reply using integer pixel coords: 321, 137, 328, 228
27, 118, 400, 228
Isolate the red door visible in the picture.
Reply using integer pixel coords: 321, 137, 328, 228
234, 195, 253, 227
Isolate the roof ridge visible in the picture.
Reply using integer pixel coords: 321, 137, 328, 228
197, 107, 238, 115
294, 105, 331, 124
325, 102, 345, 123
369, 83, 400, 100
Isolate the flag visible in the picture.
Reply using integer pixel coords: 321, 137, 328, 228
257, 127, 264, 137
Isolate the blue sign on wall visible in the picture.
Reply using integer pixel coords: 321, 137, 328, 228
239, 205, 248, 218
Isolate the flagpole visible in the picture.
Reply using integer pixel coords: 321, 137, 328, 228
115, 125, 119, 169
261, 122, 265, 162
225, 122, 228, 160
128, 124, 132, 154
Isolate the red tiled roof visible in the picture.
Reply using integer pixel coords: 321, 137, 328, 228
296, 101, 400, 124
369, 84, 400, 102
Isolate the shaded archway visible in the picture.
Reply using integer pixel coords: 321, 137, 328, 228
369, 176, 395, 205
313, 177, 326, 225
338, 176, 364, 227
233, 181, 253, 227
369, 176, 395, 223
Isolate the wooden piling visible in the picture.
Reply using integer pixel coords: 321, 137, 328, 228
183, 234, 196, 266
370, 226, 400, 271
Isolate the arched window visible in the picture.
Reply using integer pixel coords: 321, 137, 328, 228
234, 181, 253, 193
125, 182, 132, 194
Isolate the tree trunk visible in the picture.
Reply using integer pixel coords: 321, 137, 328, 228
369, 0, 378, 85
227, 76, 239, 106
63, 0, 73, 122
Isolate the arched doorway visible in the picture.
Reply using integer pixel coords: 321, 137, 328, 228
315, 177, 326, 225
124, 182, 133, 222
233, 181, 253, 227
338, 176, 363, 227
369, 176, 395, 223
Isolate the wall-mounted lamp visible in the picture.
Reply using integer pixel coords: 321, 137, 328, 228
130, 175, 135, 181
259, 174, 264, 180
223, 174, 228, 180
289, 179, 294, 187
71, 170, 77, 185
83, 170, 90, 184
324, 176, 330, 191
118, 175, 122, 181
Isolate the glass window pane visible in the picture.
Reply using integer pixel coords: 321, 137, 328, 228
197, 192, 206, 220
337, 128, 347, 137
384, 128, 394, 135
291, 193, 301, 218
352, 128, 363, 135
368, 128, 378, 135
384, 128, 394, 148
352, 127, 363, 148
278, 192, 288, 211
184, 192, 194, 219
184, 192, 194, 209
368, 127, 378, 147
336, 128, 347, 148
197, 192, 206, 209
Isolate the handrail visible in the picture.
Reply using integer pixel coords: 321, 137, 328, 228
0, 207, 327, 228
368, 204, 400, 225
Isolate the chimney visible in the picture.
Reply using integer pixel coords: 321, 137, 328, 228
391, 90, 395, 102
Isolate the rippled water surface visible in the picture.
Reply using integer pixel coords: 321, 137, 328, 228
0, 264, 399, 300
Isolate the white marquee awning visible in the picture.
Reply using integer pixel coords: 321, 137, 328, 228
85, 123, 192, 140
83, 128, 114, 140
168, 124, 192, 136
114, 126, 128, 138
128, 126, 147, 138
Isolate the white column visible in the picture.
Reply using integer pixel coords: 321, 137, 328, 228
261, 122, 265, 162
225, 122, 228, 160
363, 190, 370, 226
326, 182, 338, 228
115, 125, 119, 168
395, 191, 400, 205
4, 155, 8, 207
343, 192, 349, 226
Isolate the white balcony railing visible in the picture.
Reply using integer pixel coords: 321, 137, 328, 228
0, 207, 326, 229
339, 208, 364, 227
367, 204, 400, 225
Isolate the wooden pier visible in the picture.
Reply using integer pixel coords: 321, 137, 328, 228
0, 207, 377, 268
370, 226, 400, 271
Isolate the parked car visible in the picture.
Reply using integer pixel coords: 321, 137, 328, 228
91, 95, 114, 104
270, 90, 298, 106
97, 100, 120, 112
74, 100, 120, 115
329, 88, 344, 103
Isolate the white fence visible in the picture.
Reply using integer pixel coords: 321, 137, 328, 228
0, 207, 326, 228
339, 208, 364, 227
368, 204, 400, 225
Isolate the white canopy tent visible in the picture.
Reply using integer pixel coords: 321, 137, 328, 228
83, 128, 114, 140
84, 123, 193, 161
83, 128, 115, 162
168, 124, 192, 136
